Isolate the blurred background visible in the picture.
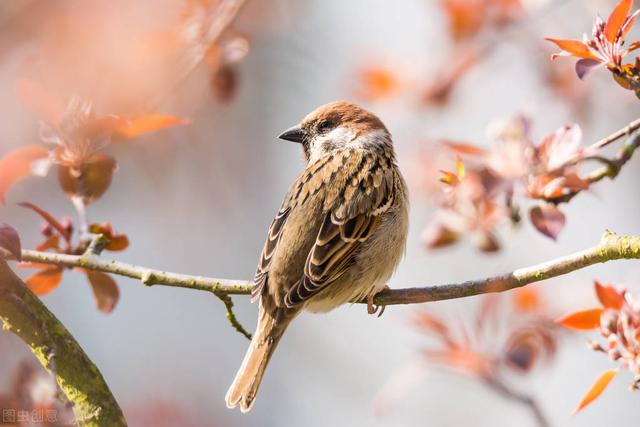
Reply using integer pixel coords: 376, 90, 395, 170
0, 0, 639, 426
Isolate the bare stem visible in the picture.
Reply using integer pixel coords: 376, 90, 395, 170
148, 0, 247, 109
484, 376, 551, 427
588, 117, 640, 152
71, 196, 89, 235
548, 133, 640, 204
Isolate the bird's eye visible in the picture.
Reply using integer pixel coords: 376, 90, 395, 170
317, 120, 333, 133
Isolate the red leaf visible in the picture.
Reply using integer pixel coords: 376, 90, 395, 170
545, 38, 600, 61
114, 115, 191, 139
556, 308, 604, 330
530, 204, 565, 240
605, 0, 632, 43
84, 270, 119, 314
15, 79, 66, 124
0, 146, 49, 203
25, 266, 63, 296
575, 59, 601, 80
574, 369, 617, 414
594, 281, 624, 310
0, 223, 21, 260
18, 202, 71, 242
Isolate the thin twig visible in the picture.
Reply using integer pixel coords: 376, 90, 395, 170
588, 117, 640, 152
148, 0, 247, 109
18, 230, 640, 309
547, 118, 640, 175
549, 133, 640, 204
584, 133, 640, 183
484, 376, 551, 427
217, 293, 252, 340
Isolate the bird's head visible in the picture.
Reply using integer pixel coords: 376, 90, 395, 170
278, 101, 391, 163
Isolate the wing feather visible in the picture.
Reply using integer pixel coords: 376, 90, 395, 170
284, 151, 395, 307
251, 206, 291, 301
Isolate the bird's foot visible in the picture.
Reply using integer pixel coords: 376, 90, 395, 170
366, 286, 389, 317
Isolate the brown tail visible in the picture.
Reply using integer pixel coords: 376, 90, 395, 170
225, 305, 294, 412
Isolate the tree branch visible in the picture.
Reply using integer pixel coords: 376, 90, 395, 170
18, 230, 640, 309
0, 258, 126, 426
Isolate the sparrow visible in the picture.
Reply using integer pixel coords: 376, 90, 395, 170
225, 101, 409, 412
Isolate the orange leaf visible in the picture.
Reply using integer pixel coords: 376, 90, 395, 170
545, 38, 600, 61
105, 234, 129, 251
88, 223, 129, 251
621, 11, 638, 39
84, 270, 119, 314
442, 141, 488, 156
424, 349, 490, 377
114, 115, 191, 139
15, 79, 66, 124
355, 67, 400, 101
605, 0, 632, 43
0, 146, 49, 203
594, 281, 624, 310
512, 287, 541, 313
26, 266, 63, 296
36, 235, 60, 252
556, 308, 604, 330
574, 369, 617, 414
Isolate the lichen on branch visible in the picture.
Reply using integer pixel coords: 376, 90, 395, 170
0, 258, 126, 427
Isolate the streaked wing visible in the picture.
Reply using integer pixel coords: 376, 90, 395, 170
251, 153, 347, 301
251, 205, 291, 301
284, 150, 395, 307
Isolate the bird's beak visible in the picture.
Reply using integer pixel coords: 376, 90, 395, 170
278, 125, 307, 143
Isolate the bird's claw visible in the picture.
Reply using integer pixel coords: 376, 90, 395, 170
366, 291, 387, 317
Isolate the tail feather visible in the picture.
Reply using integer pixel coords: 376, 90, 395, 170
225, 306, 293, 412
